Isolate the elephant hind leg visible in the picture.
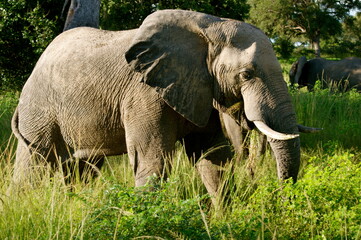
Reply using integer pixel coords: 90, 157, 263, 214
11, 141, 33, 187
10, 139, 63, 190
23, 125, 86, 184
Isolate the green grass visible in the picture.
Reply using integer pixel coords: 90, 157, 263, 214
292, 88, 361, 150
0, 91, 18, 148
0, 86, 360, 239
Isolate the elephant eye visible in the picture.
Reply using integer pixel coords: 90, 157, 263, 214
240, 70, 254, 80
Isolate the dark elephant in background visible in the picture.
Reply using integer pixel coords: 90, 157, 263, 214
12, 10, 316, 197
289, 56, 361, 91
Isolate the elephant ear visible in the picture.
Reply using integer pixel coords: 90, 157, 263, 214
125, 10, 216, 127
290, 56, 307, 85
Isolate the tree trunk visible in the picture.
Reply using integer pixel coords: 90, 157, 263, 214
63, 0, 100, 31
311, 36, 321, 58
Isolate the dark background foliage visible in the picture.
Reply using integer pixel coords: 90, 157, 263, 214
0, 0, 65, 90
0, 0, 359, 90
0, 0, 250, 90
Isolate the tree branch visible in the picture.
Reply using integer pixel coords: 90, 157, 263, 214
287, 26, 307, 33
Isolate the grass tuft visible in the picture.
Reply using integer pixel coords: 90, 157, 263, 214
292, 87, 361, 150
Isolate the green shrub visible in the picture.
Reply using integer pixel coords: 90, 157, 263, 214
85, 182, 212, 239
0, 91, 18, 146
228, 151, 361, 239
0, 1, 64, 90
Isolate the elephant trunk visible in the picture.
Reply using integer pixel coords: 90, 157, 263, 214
243, 83, 301, 182
258, 112, 300, 182
268, 137, 300, 182
264, 99, 301, 182
265, 99, 301, 182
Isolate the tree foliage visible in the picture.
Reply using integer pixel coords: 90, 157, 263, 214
100, 0, 153, 30
1, 0, 249, 90
1, 0, 358, 90
0, 0, 64, 90
323, 12, 361, 57
343, 12, 361, 44
248, 0, 361, 57
100, 0, 249, 30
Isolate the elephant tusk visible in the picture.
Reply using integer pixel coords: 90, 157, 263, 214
253, 121, 299, 140
297, 124, 323, 133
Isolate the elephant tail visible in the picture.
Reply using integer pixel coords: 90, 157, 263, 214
11, 106, 31, 147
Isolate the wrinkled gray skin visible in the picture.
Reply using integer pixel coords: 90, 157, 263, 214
289, 56, 361, 91
12, 10, 300, 196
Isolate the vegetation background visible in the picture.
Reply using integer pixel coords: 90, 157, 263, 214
1, 0, 361, 91
0, 0, 360, 239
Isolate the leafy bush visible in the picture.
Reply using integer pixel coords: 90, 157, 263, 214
274, 37, 295, 59
85, 182, 212, 239
0, 91, 18, 147
83, 147, 361, 239
227, 151, 361, 239
0, 0, 64, 90
100, 0, 250, 31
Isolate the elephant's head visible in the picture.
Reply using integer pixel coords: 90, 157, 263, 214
125, 10, 301, 182
289, 56, 307, 86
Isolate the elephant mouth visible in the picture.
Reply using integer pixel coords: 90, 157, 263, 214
241, 111, 255, 130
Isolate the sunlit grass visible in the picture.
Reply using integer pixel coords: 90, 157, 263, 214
0, 91, 18, 149
292, 88, 361, 150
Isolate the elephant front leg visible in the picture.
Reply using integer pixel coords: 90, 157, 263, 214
196, 159, 222, 198
124, 111, 179, 187
127, 144, 169, 187
196, 153, 231, 207
184, 129, 233, 205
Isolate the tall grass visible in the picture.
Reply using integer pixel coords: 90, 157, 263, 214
0, 92, 18, 147
0, 87, 360, 239
292, 88, 361, 150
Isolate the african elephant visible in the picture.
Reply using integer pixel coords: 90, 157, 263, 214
289, 56, 361, 91
12, 10, 310, 196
